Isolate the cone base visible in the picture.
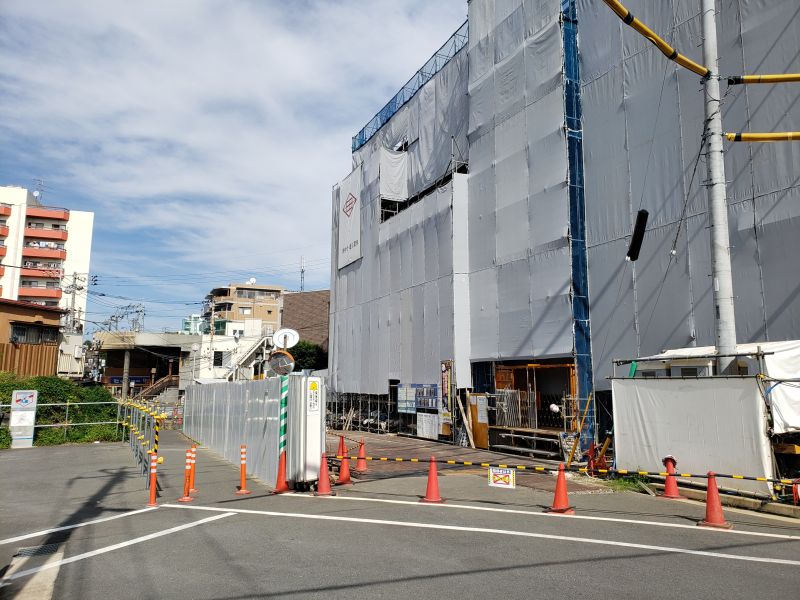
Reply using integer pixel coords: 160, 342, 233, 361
189, 488, 199, 494
146, 502, 158, 507
355, 468, 368, 475
698, 519, 732, 529
544, 506, 575, 515
658, 492, 686, 500
271, 487, 293, 495
336, 480, 353, 486
235, 489, 252, 495
314, 490, 336, 497
177, 496, 194, 503
420, 497, 444, 504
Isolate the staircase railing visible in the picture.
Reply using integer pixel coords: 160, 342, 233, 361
131, 375, 179, 401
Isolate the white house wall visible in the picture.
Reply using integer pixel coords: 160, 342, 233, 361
578, 0, 800, 389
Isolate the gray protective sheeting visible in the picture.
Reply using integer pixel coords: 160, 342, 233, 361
467, 0, 572, 362
578, 0, 800, 389
612, 377, 773, 495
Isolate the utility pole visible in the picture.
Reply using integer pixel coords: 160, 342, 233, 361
300, 256, 305, 292
701, 0, 738, 374
122, 349, 131, 400
68, 272, 77, 333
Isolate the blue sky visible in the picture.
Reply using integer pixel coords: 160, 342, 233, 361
0, 0, 466, 333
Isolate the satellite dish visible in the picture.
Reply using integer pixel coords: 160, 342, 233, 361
268, 350, 295, 376
248, 277, 256, 285
273, 328, 299, 349
32, 190, 40, 198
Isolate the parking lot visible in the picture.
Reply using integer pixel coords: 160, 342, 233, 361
2, 432, 799, 599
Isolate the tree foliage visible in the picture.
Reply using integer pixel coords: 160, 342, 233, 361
291, 341, 328, 371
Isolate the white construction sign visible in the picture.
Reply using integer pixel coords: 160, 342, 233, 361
10, 389, 38, 448
337, 164, 362, 268
488, 467, 515, 489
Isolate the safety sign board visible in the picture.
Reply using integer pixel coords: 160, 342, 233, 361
307, 378, 321, 414
10, 389, 38, 449
488, 467, 516, 489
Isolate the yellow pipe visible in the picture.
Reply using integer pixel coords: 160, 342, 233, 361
602, 0, 710, 77
728, 74, 800, 85
726, 132, 800, 142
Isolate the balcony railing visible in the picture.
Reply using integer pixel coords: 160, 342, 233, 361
24, 227, 68, 241
26, 206, 69, 221
0, 204, 11, 217
20, 267, 63, 278
0, 226, 8, 236
18, 287, 63, 299
22, 246, 66, 259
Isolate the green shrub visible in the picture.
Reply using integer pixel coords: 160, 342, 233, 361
0, 374, 121, 448
0, 427, 10, 449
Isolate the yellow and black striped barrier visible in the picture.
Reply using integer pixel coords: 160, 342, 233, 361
330, 454, 797, 486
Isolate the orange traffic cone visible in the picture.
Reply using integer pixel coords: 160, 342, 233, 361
315, 453, 335, 496
420, 456, 444, 503
336, 435, 346, 458
659, 455, 685, 500
355, 439, 368, 474
545, 464, 575, 515
698, 472, 732, 529
272, 450, 291, 494
337, 450, 353, 485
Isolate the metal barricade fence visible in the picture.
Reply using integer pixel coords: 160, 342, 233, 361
326, 391, 399, 434
119, 400, 166, 482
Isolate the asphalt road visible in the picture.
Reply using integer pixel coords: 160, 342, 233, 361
1, 432, 799, 599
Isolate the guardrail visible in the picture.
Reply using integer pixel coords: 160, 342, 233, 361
0, 401, 122, 440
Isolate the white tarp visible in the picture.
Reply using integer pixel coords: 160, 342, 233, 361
337, 164, 362, 269
639, 341, 800, 435
612, 377, 773, 495
379, 147, 408, 201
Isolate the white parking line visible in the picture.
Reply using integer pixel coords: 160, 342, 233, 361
283, 493, 800, 541
0, 513, 235, 586
0, 507, 159, 546
164, 504, 800, 566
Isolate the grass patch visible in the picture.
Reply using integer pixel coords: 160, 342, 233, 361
604, 474, 651, 492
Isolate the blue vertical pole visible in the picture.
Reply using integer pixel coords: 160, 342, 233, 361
562, 0, 594, 448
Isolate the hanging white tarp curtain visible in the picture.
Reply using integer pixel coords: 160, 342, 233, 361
612, 377, 773, 495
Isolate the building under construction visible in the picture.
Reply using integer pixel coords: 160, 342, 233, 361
329, 0, 799, 455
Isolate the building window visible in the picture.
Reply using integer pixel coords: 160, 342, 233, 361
10, 324, 58, 344
213, 351, 223, 367
267, 310, 272, 315
239, 307, 252, 315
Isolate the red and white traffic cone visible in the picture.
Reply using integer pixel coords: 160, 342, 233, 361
355, 439, 368, 474
236, 444, 251, 495
544, 464, 575, 515
177, 449, 194, 502
336, 450, 353, 486
420, 456, 443, 503
698, 472, 732, 529
659, 455, 685, 500
315, 453, 335, 496
189, 444, 198, 494
147, 454, 158, 507
336, 435, 346, 458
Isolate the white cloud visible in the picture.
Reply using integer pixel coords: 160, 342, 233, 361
0, 0, 466, 329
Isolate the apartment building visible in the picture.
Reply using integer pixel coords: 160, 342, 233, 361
0, 186, 94, 323
203, 282, 283, 336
